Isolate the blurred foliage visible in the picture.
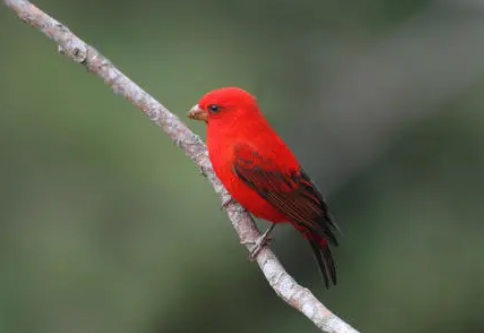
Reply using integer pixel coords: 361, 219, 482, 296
1, 0, 484, 332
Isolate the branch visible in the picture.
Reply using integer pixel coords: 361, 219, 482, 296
4, 1, 360, 332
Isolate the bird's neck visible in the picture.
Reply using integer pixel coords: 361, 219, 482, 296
207, 115, 273, 147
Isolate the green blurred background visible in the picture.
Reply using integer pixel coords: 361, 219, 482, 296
2, 0, 484, 332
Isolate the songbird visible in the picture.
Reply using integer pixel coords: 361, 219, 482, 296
188, 87, 339, 288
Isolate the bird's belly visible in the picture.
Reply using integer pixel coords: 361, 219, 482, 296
223, 173, 287, 223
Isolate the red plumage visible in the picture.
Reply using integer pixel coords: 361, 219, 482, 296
189, 87, 339, 288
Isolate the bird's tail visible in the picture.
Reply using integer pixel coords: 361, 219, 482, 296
293, 223, 337, 289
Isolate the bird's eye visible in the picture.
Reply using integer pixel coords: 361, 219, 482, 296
208, 104, 221, 113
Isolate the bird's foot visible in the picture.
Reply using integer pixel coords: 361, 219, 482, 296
241, 224, 276, 261
220, 196, 235, 210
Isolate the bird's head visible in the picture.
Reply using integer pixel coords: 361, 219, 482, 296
188, 87, 260, 125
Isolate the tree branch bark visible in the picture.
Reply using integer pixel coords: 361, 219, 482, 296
4, 1, 360, 332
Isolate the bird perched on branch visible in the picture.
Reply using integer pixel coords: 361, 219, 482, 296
188, 87, 339, 288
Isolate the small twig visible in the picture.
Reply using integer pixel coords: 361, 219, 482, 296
4, 1, 360, 332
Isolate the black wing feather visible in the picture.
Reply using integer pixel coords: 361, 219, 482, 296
232, 143, 339, 287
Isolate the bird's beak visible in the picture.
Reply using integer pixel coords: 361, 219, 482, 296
187, 104, 208, 123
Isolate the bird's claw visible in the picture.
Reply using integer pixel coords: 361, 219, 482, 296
220, 196, 235, 210
241, 234, 273, 261
241, 224, 276, 261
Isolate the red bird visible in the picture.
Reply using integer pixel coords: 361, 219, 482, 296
188, 87, 339, 288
